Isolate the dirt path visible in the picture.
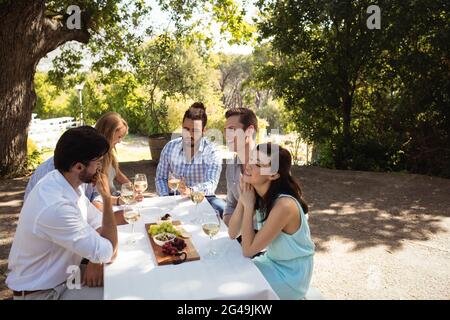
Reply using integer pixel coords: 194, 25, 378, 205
1, 163, 449, 300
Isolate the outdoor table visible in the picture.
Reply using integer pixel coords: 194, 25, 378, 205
104, 196, 279, 300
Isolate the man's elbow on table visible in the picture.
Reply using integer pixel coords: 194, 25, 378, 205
93, 239, 118, 265
109, 247, 118, 263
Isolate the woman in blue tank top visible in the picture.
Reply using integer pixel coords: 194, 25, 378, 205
228, 143, 315, 299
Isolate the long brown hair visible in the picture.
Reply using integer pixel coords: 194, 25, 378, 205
255, 143, 308, 221
94, 112, 128, 177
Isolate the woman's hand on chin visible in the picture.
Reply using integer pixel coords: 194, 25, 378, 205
240, 178, 256, 211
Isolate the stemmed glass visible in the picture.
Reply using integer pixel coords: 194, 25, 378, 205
134, 173, 148, 198
168, 172, 181, 209
120, 182, 134, 206
190, 186, 205, 224
133, 173, 147, 211
121, 182, 140, 244
168, 172, 180, 195
123, 206, 141, 245
202, 210, 221, 259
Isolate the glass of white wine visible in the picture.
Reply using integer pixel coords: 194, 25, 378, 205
120, 182, 134, 206
190, 187, 205, 224
134, 173, 148, 197
168, 172, 180, 195
202, 211, 221, 258
168, 172, 181, 209
123, 207, 141, 244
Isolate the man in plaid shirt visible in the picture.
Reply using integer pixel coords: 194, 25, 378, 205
155, 102, 225, 216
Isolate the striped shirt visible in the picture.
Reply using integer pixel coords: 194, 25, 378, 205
155, 137, 222, 196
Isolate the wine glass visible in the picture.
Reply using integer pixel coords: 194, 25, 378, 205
167, 172, 181, 209
168, 172, 180, 195
202, 211, 221, 258
190, 187, 205, 224
120, 182, 134, 207
134, 174, 148, 197
123, 207, 141, 244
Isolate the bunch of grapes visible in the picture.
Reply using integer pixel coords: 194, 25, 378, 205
173, 237, 186, 250
162, 242, 178, 255
149, 221, 180, 237
162, 237, 186, 255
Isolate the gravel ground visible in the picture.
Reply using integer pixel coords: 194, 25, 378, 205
1, 162, 450, 300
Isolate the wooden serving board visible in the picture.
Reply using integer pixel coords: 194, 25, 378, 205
145, 221, 200, 266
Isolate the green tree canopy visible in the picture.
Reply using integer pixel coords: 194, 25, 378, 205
0, 0, 253, 177
256, 0, 450, 176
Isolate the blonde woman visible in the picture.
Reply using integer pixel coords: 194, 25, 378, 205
92, 112, 142, 209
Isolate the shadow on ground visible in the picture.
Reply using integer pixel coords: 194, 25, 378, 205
295, 166, 450, 253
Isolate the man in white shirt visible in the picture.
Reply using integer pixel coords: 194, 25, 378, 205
24, 155, 128, 225
6, 126, 118, 300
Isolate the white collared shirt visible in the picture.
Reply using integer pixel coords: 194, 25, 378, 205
6, 170, 113, 291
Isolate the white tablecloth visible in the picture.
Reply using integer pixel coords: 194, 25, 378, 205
104, 196, 279, 300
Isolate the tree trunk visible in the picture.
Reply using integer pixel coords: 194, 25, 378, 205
0, 1, 90, 178
0, 49, 37, 178
336, 93, 353, 169
342, 93, 352, 148
0, 2, 40, 177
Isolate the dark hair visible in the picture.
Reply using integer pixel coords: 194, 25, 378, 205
255, 143, 308, 221
225, 107, 258, 132
182, 102, 207, 128
54, 126, 110, 172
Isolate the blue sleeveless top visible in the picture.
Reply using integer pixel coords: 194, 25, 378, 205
252, 194, 315, 299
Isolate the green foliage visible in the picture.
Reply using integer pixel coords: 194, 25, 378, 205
157, 0, 255, 45
35, 0, 263, 138
211, 0, 256, 45
45, 0, 152, 89
256, 0, 450, 177
27, 139, 43, 171
36, 36, 228, 137
215, 50, 290, 132
34, 73, 72, 119
45, 0, 254, 89
133, 34, 225, 135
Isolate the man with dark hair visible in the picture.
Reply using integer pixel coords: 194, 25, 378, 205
6, 126, 118, 300
24, 126, 102, 201
223, 108, 258, 226
24, 156, 96, 201
155, 102, 225, 216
